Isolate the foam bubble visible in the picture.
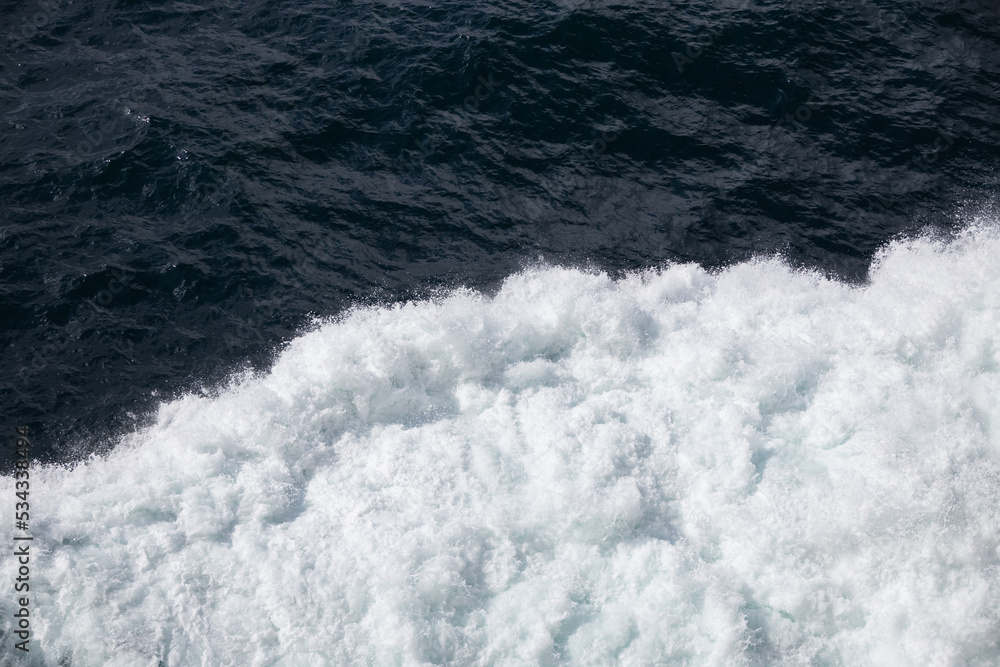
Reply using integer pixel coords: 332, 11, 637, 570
4, 225, 1000, 665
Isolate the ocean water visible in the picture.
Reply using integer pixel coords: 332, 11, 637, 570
3, 0, 1000, 663
3, 0, 999, 463
3, 225, 1000, 665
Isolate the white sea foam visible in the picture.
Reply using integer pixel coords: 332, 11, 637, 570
4, 224, 1000, 666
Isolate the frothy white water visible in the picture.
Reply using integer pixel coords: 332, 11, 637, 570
4, 225, 1000, 666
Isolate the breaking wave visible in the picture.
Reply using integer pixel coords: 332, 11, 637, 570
4, 223, 1000, 666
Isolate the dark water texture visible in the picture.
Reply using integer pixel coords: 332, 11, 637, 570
1, 0, 998, 465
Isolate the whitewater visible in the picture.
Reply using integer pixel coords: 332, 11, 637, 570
3, 224, 1000, 666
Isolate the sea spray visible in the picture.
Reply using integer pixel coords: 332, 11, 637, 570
3, 224, 1000, 665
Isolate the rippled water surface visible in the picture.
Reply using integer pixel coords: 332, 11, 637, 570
3, 0, 998, 460
3, 1, 1000, 664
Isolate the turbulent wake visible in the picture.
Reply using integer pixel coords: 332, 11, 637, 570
3, 224, 1000, 666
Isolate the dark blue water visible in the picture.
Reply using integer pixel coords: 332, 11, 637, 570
2, 0, 998, 466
